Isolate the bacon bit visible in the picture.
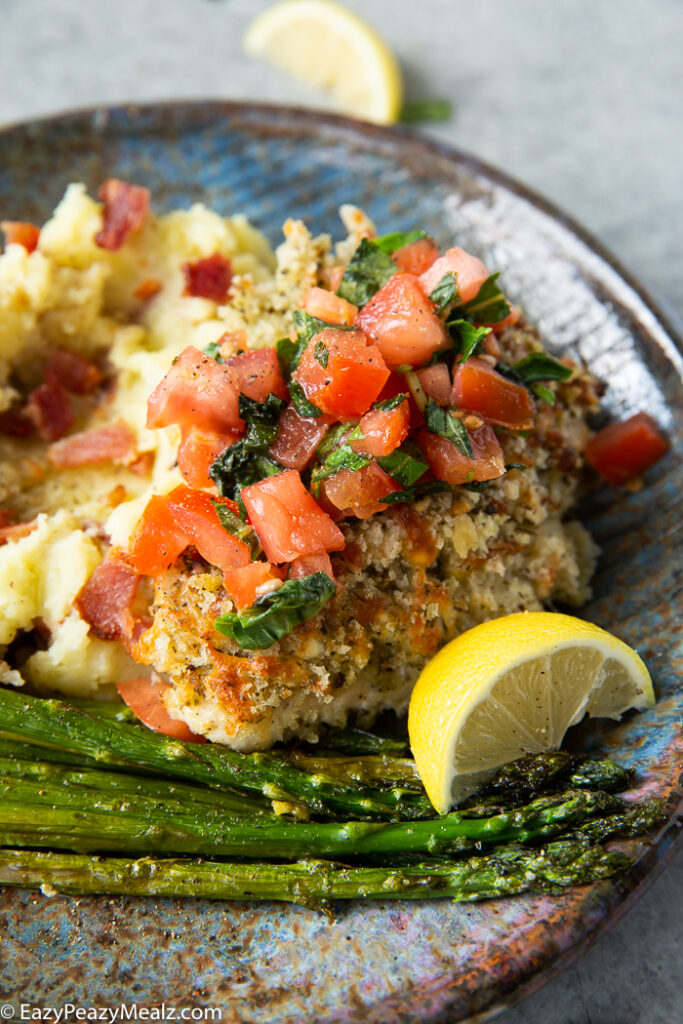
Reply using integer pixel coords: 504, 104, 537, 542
128, 451, 156, 478
0, 405, 35, 437
182, 253, 233, 303
134, 277, 162, 302
45, 348, 103, 395
1, 221, 40, 252
75, 554, 141, 642
24, 373, 74, 442
47, 419, 136, 469
0, 519, 38, 545
116, 676, 207, 743
95, 179, 150, 252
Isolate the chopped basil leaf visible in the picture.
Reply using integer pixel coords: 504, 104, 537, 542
377, 449, 428, 488
382, 478, 458, 505
532, 383, 556, 405
505, 462, 527, 471
423, 398, 473, 459
203, 341, 224, 362
210, 394, 285, 499
211, 499, 261, 558
372, 394, 408, 412
238, 393, 286, 425
314, 338, 329, 368
508, 352, 573, 385
311, 443, 371, 484
399, 99, 453, 124
373, 229, 427, 254
289, 381, 323, 418
447, 319, 491, 362
313, 422, 351, 463
451, 272, 510, 325
276, 336, 302, 379
429, 273, 459, 316
292, 309, 330, 343
336, 238, 397, 307
214, 572, 337, 650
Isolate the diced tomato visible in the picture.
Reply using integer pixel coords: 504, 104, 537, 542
177, 425, 238, 489
165, 486, 251, 575
75, 554, 140, 642
127, 495, 190, 576
377, 373, 425, 429
182, 253, 233, 303
134, 277, 162, 302
24, 372, 74, 442
451, 357, 534, 430
48, 419, 136, 469
302, 287, 358, 326
418, 423, 505, 485
268, 405, 332, 471
356, 273, 449, 369
392, 237, 439, 276
584, 412, 669, 485
117, 676, 206, 743
224, 347, 288, 402
223, 561, 285, 610
146, 346, 241, 433
128, 486, 250, 577
415, 364, 452, 406
45, 348, 103, 395
349, 399, 410, 457
1, 221, 40, 252
289, 550, 337, 586
293, 328, 389, 421
241, 470, 345, 563
95, 179, 149, 251
418, 246, 489, 305
320, 463, 401, 520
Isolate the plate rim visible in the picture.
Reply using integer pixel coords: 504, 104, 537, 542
0, 98, 681, 1024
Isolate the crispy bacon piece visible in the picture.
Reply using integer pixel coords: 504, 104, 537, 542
0, 518, 38, 545
46, 348, 103, 395
75, 555, 141, 642
117, 676, 206, 742
1, 221, 40, 252
95, 179, 150, 252
182, 253, 233, 303
47, 419, 136, 469
0, 405, 35, 437
24, 373, 74, 442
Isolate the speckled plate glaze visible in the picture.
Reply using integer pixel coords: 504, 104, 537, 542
0, 103, 681, 1023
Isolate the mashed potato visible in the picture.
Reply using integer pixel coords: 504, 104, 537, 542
0, 184, 600, 748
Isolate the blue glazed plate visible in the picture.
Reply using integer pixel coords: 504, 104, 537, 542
0, 103, 681, 1023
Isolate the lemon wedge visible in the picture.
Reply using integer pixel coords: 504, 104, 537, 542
408, 612, 654, 814
243, 0, 403, 125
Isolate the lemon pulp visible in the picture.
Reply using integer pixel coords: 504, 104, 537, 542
243, 0, 403, 125
408, 612, 654, 814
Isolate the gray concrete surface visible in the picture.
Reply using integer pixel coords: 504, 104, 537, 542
0, 1, 681, 1020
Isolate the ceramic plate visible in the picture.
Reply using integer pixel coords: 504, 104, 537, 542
0, 103, 681, 1023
